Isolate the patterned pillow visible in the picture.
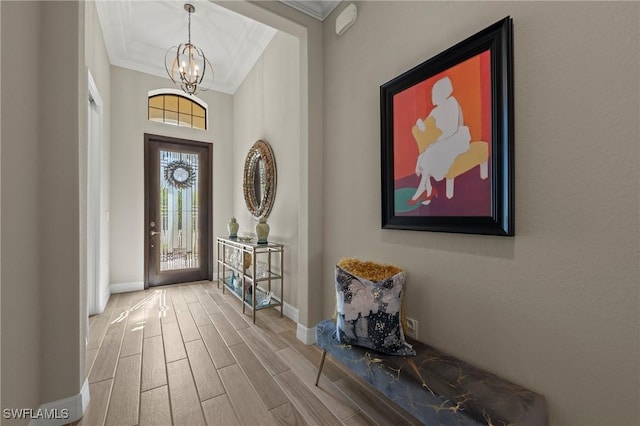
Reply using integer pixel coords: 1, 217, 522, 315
335, 265, 416, 356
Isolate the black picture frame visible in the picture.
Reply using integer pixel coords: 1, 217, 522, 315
381, 17, 514, 236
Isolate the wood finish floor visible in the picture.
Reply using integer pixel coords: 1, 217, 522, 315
79, 281, 421, 426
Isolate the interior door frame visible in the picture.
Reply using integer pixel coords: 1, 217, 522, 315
87, 70, 105, 315
144, 133, 213, 288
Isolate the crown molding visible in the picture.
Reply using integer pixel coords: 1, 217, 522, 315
278, 0, 340, 21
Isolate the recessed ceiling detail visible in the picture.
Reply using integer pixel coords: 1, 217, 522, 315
278, 0, 340, 21
95, 1, 277, 95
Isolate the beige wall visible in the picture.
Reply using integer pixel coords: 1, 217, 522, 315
110, 66, 233, 287
2, 0, 85, 414
233, 30, 300, 312
222, 0, 325, 330
1, 1, 42, 416
322, 2, 639, 425
39, 0, 84, 405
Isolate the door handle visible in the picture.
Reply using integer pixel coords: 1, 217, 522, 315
150, 231, 161, 236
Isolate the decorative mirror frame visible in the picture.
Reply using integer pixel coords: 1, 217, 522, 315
243, 140, 277, 219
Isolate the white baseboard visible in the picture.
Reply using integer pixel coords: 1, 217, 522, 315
110, 281, 144, 293
283, 302, 298, 323
28, 379, 90, 426
296, 323, 316, 345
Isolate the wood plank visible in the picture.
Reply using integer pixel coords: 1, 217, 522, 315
161, 321, 187, 363
141, 335, 167, 392
269, 402, 309, 426
176, 310, 201, 342
89, 332, 122, 383
236, 327, 289, 376
218, 302, 251, 330
273, 370, 341, 426
181, 284, 199, 303
120, 306, 144, 357
128, 290, 148, 308
201, 394, 240, 426
229, 343, 289, 410
101, 293, 119, 315
199, 281, 218, 292
205, 285, 227, 306
170, 287, 189, 313
218, 364, 277, 426
279, 330, 347, 382
78, 379, 112, 426
143, 291, 162, 338
105, 312, 127, 337
166, 358, 206, 426
159, 289, 177, 324
184, 339, 225, 401
196, 291, 221, 315
115, 292, 132, 309
210, 312, 243, 346
187, 301, 211, 326
88, 315, 110, 350
251, 316, 289, 351
276, 346, 359, 420
259, 308, 290, 334
105, 354, 141, 426
333, 376, 418, 426
192, 282, 208, 296
198, 324, 235, 369
139, 386, 171, 426
129, 292, 151, 312
342, 411, 377, 426
86, 348, 99, 376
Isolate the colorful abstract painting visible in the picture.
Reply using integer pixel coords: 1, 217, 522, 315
393, 51, 492, 217
381, 17, 514, 235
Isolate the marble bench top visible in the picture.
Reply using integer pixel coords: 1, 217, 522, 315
316, 319, 547, 426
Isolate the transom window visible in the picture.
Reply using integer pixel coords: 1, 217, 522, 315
148, 89, 208, 130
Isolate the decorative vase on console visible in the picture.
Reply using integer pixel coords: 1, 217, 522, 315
255, 218, 270, 244
228, 217, 239, 238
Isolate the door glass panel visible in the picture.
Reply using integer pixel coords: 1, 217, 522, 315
159, 150, 199, 271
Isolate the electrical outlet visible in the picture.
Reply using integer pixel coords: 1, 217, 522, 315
405, 317, 418, 340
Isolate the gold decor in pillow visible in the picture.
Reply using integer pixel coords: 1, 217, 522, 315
337, 257, 403, 282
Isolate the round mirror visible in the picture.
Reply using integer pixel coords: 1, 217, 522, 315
243, 140, 276, 219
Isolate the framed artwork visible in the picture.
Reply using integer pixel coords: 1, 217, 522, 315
381, 17, 514, 236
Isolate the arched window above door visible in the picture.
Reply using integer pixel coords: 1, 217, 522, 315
148, 89, 208, 130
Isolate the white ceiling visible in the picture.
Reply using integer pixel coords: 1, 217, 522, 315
95, 1, 339, 95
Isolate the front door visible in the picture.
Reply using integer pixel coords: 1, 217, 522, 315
144, 133, 212, 287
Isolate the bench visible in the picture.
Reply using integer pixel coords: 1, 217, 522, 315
315, 319, 547, 425
411, 124, 489, 200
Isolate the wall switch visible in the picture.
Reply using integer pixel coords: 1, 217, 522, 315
405, 317, 418, 340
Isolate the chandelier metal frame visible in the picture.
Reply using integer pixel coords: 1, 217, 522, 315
165, 4, 213, 95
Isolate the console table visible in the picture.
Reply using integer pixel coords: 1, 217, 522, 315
216, 237, 284, 323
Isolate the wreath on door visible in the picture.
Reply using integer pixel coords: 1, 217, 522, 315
164, 160, 196, 189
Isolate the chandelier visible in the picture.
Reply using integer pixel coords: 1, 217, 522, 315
165, 4, 213, 95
